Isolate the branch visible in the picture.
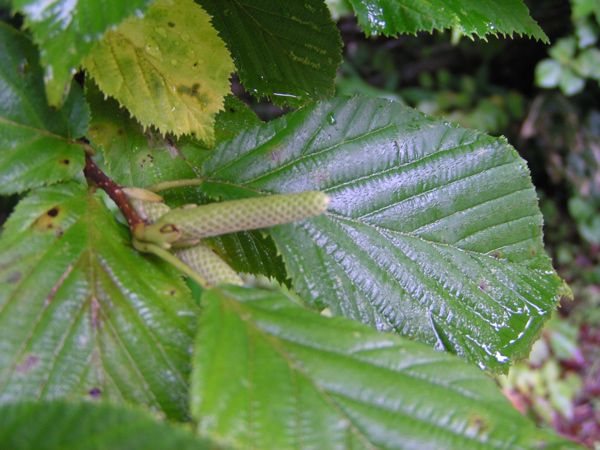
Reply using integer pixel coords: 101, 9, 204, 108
83, 154, 144, 230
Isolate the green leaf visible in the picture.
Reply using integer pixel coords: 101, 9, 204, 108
535, 59, 562, 88
86, 81, 209, 192
200, 97, 567, 372
0, 401, 217, 450
0, 183, 197, 419
197, 0, 342, 106
191, 284, 578, 449
345, 0, 548, 42
548, 37, 577, 63
572, 0, 600, 21
0, 24, 87, 195
87, 83, 261, 190
12, 0, 153, 106
84, 0, 234, 144
558, 67, 585, 96
215, 95, 262, 143
575, 48, 600, 79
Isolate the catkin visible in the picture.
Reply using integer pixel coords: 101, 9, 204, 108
148, 191, 329, 243
124, 187, 242, 286
175, 243, 243, 286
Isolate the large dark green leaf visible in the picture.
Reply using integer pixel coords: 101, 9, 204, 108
197, 0, 342, 106
0, 24, 87, 195
191, 284, 578, 449
346, 0, 548, 42
0, 183, 197, 419
12, 0, 153, 105
0, 401, 218, 450
200, 97, 568, 372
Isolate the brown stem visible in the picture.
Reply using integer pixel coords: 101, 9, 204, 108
83, 154, 144, 229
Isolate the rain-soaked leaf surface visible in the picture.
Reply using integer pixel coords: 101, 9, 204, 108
0, 183, 197, 419
12, 0, 153, 105
197, 0, 342, 107
191, 284, 578, 449
84, 0, 234, 144
0, 24, 87, 194
200, 97, 568, 372
347, 0, 548, 42
0, 401, 218, 450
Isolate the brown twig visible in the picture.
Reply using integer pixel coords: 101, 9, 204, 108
83, 154, 144, 229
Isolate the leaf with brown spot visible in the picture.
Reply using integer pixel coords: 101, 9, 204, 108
0, 25, 88, 194
0, 183, 197, 419
83, 0, 234, 143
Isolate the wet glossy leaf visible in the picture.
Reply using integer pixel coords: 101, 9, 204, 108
346, 0, 548, 42
84, 0, 234, 144
0, 183, 197, 419
0, 401, 218, 450
201, 97, 567, 372
0, 24, 87, 195
191, 284, 578, 449
197, 0, 342, 106
12, 0, 153, 105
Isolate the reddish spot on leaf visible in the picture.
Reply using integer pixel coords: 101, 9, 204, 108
16, 355, 39, 373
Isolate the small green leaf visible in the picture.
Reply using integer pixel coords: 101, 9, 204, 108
201, 97, 567, 372
575, 20, 598, 48
346, 0, 548, 42
12, 0, 153, 105
84, 0, 234, 144
0, 401, 218, 450
575, 48, 600, 79
197, 0, 342, 106
0, 183, 197, 419
535, 59, 562, 88
559, 67, 586, 96
0, 24, 87, 194
572, 0, 600, 21
549, 37, 577, 63
191, 284, 578, 449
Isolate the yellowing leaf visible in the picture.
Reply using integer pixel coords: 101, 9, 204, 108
83, 0, 234, 144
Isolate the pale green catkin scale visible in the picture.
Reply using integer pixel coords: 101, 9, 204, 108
148, 191, 330, 243
176, 243, 243, 286
123, 188, 171, 221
